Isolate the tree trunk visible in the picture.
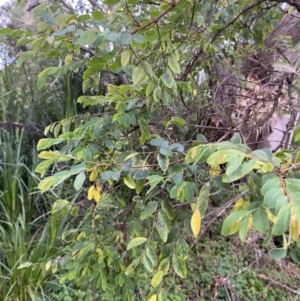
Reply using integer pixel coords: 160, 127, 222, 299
211, 8, 300, 150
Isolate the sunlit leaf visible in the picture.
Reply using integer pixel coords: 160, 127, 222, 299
222, 211, 248, 236
127, 237, 147, 250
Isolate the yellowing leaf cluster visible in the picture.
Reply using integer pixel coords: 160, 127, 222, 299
87, 182, 102, 202
210, 164, 221, 176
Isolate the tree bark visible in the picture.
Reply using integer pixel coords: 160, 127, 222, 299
211, 7, 300, 149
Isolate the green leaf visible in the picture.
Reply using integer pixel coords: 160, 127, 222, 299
0, 28, 14, 35
104, 0, 119, 4
37, 138, 64, 150
156, 211, 170, 242
253, 208, 268, 234
176, 237, 189, 260
263, 187, 288, 212
160, 145, 172, 156
52, 199, 72, 216
127, 237, 147, 250
222, 159, 257, 183
138, 118, 152, 144
161, 200, 174, 220
124, 176, 136, 189
132, 33, 146, 43
183, 182, 195, 203
125, 258, 140, 275
185, 145, 217, 164
132, 65, 145, 85
151, 271, 163, 287
170, 182, 185, 202
170, 117, 185, 127
121, 49, 131, 66
119, 32, 131, 45
239, 216, 249, 242
261, 177, 280, 195
225, 154, 246, 177
133, 169, 149, 180
290, 247, 300, 265
158, 258, 170, 275
74, 172, 86, 191
221, 211, 248, 236
39, 171, 72, 193
158, 291, 168, 301
142, 254, 154, 272
147, 175, 163, 195
231, 133, 242, 144
207, 149, 228, 165
172, 252, 187, 278
142, 61, 153, 78
157, 154, 169, 172
272, 204, 290, 236
196, 184, 209, 215
153, 86, 162, 102
37, 75, 47, 90
161, 73, 175, 88
101, 171, 121, 181
92, 10, 105, 20
140, 201, 158, 220
168, 54, 181, 74
268, 248, 287, 260
146, 245, 157, 267
18, 262, 33, 269
285, 178, 300, 201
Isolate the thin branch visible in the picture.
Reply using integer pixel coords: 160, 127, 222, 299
190, 190, 249, 250
131, 0, 183, 35
211, 0, 269, 44
258, 274, 300, 295
88, 0, 105, 12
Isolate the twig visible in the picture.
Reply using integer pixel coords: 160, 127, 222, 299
211, 0, 267, 44
258, 274, 300, 295
131, 0, 183, 35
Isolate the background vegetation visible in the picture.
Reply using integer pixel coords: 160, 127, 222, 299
1, 0, 300, 300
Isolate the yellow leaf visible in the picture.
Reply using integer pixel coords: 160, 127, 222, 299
191, 210, 202, 237
266, 208, 277, 223
96, 181, 102, 193
261, 162, 273, 173
248, 216, 253, 230
193, 89, 197, 96
45, 260, 52, 271
88, 185, 95, 200
233, 198, 250, 212
151, 270, 163, 287
148, 295, 157, 301
190, 203, 196, 212
210, 164, 221, 176
64, 54, 73, 64
93, 189, 101, 202
229, 220, 242, 234
290, 216, 300, 241
89, 169, 98, 182
253, 161, 263, 169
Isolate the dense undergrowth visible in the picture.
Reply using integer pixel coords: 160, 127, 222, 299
1, 126, 299, 300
